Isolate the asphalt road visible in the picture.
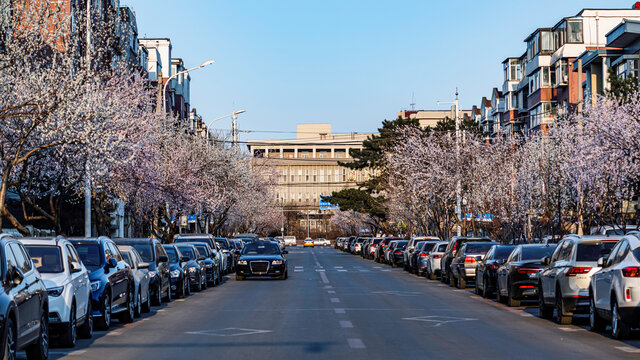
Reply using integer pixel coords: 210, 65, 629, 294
31, 247, 640, 360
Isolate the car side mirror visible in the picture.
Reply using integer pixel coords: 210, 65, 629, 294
138, 262, 150, 269
158, 255, 169, 263
181, 256, 190, 262
282, 250, 288, 255
597, 257, 605, 267
71, 262, 83, 273
8, 267, 23, 286
107, 258, 118, 269
541, 256, 550, 266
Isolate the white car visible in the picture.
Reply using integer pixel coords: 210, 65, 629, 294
284, 236, 297, 247
117, 245, 151, 317
315, 238, 330, 246
589, 232, 640, 339
425, 241, 448, 280
21, 237, 93, 347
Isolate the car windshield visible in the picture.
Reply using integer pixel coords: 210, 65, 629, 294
24, 246, 63, 273
495, 246, 516, 259
415, 241, 425, 249
396, 241, 408, 248
522, 246, 556, 260
464, 243, 494, 254
215, 240, 229, 250
194, 245, 209, 256
132, 244, 154, 262
242, 243, 280, 255
576, 242, 618, 261
164, 247, 179, 263
437, 244, 447, 252
177, 247, 196, 260
73, 243, 103, 269
605, 229, 634, 235
372, 239, 382, 244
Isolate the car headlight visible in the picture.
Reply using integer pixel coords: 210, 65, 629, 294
149, 271, 156, 278
171, 270, 181, 278
188, 267, 197, 273
47, 286, 64, 297
237, 260, 247, 265
271, 260, 283, 265
90, 281, 100, 292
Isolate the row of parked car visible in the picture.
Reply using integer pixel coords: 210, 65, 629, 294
336, 231, 640, 340
0, 232, 249, 359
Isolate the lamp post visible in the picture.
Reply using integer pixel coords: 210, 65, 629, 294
437, 89, 462, 237
206, 110, 246, 141
162, 59, 215, 115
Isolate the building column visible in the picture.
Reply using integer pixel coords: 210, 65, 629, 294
602, 56, 610, 93
331, 147, 335, 158
280, 147, 284, 158
312, 148, 316, 158
345, 148, 350, 158
294, 148, 298, 158
265, 148, 269, 158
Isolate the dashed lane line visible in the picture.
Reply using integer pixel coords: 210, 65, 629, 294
340, 320, 354, 328
334, 308, 346, 314
331, 298, 341, 303
320, 271, 329, 284
347, 338, 366, 349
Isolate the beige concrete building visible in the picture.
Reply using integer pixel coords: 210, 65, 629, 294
398, 108, 473, 128
247, 124, 375, 237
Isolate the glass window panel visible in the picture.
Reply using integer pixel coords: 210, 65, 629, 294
568, 21, 583, 43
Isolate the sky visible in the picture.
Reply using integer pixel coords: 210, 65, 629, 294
123, 0, 635, 141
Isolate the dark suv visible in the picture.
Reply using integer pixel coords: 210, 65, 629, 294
114, 238, 171, 305
0, 235, 49, 360
440, 236, 493, 285
69, 237, 135, 330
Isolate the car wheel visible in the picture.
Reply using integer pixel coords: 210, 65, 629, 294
196, 276, 203, 291
134, 290, 142, 318
450, 271, 457, 288
185, 279, 191, 296
59, 304, 77, 347
152, 284, 162, 306
474, 277, 481, 295
25, 312, 48, 360
142, 289, 151, 313
78, 301, 93, 339
4, 317, 16, 360
589, 294, 606, 332
458, 273, 467, 289
201, 274, 208, 290
119, 288, 135, 323
236, 274, 245, 281
554, 290, 571, 325
538, 287, 553, 319
96, 293, 111, 330
164, 281, 172, 302
612, 299, 631, 340
507, 284, 520, 307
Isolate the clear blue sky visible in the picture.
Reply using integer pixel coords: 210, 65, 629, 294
123, 0, 633, 141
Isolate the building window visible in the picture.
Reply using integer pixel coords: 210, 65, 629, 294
567, 20, 583, 43
313, 193, 318, 203
617, 60, 638, 79
313, 169, 317, 182
305, 169, 310, 182
300, 152, 310, 159
327, 170, 331, 182
306, 193, 310, 203
291, 173, 295, 182
357, 171, 361, 182
282, 169, 287, 182
298, 169, 302, 182
298, 193, 302, 203
320, 170, 325, 182
529, 70, 540, 92
541, 66, 553, 87
540, 31, 553, 53
342, 169, 346, 182
318, 152, 327, 158
555, 60, 568, 86
554, 22, 566, 50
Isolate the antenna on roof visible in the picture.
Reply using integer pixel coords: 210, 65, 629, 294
410, 92, 416, 110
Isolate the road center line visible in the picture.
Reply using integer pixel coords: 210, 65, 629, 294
339, 320, 353, 328
347, 338, 366, 349
328, 290, 336, 294
334, 308, 346, 314
330, 298, 340, 303
320, 271, 329, 284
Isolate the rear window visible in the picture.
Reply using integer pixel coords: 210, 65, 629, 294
437, 244, 447, 252
215, 239, 229, 250
164, 247, 179, 263
177, 247, 196, 260
194, 245, 210, 256
24, 246, 64, 273
522, 246, 556, 260
576, 242, 618, 261
495, 246, 516, 259
73, 243, 103, 268
396, 241, 408, 248
372, 239, 382, 244
464, 243, 494, 254
633, 247, 640, 262
132, 244, 154, 262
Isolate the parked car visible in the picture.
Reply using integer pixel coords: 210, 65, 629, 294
113, 238, 171, 305
366, 238, 383, 260
475, 244, 516, 298
21, 237, 93, 347
236, 241, 288, 280
374, 238, 393, 263
387, 240, 409, 268
303, 238, 314, 247
174, 244, 208, 292
117, 245, 151, 318
162, 244, 191, 298
0, 235, 50, 359
404, 237, 439, 271
409, 240, 441, 274
449, 242, 496, 289
69, 237, 135, 330
190, 242, 222, 286
315, 238, 330, 246
589, 233, 640, 339
590, 225, 638, 236
440, 236, 493, 285
283, 236, 297, 247
214, 238, 233, 273
496, 244, 557, 307
538, 235, 621, 324
425, 241, 449, 280
361, 238, 372, 258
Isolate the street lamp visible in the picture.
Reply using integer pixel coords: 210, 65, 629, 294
162, 59, 215, 115
206, 109, 246, 140
437, 89, 462, 236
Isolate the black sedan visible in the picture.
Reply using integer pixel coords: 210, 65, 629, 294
163, 245, 191, 298
236, 241, 288, 280
475, 245, 516, 298
496, 244, 557, 307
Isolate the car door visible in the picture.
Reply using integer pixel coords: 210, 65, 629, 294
499, 248, 518, 294
547, 240, 569, 301
154, 242, 169, 293
8, 242, 40, 343
596, 240, 625, 310
105, 242, 126, 306
66, 244, 89, 322
5, 242, 32, 344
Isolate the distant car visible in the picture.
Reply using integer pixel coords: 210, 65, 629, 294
162, 244, 191, 298
283, 236, 297, 247
496, 244, 557, 307
214, 238, 233, 273
366, 238, 383, 260
440, 237, 493, 285
315, 238, 330, 246
590, 225, 639, 236
374, 238, 392, 263
475, 245, 516, 298
404, 237, 439, 271
424, 242, 448, 280
190, 242, 222, 286
589, 233, 640, 339
387, 240, 409, 268
236, 241, 288, 280
409, 240, 441, 274
117, 245, 151, 318
175, 244, 208, 292
69, 237, 135, 330
21, 237, 93, 347
538, 235, 621, 324
304, 239, 314, 247
0, 235, 50, 359
450, 242, 496, 289
113, 238, 171, 305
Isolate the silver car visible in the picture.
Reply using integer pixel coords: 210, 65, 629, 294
589, 233, 640, 339
425, 242, 448, 280
117, 245, 151, 318
538, 235, 621, 325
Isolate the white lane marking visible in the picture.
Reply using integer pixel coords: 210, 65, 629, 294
334, 266, 343, 269
186, 328, 272, 337
330, 298, 340, 303
334, 308, 346, 314
519, 312, 534, 317
381, 269, 391, 272
557, 327, 581, 332
294, 269, 304, 272
49, 350, 86, 356
340, 320, 353, 328
337, 269, 347, 272
616, 346, 640, 353
106, 331, 123, 336
316, 269, 326, 272
157, 309, 167, 312
295, 266, 304, 269
324, 285, 333, 289
320, 272, 329, 284
176, 299, 186, 302
328, 290, 336, 294
402, 315, 477, 327
348, 338, 366, 349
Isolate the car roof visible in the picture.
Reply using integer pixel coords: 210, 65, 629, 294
68, 237, 111, 244
116, 244, 135, 252
113, 238, 157, 244
563, 235, 624, 243
19, 237, 67, 246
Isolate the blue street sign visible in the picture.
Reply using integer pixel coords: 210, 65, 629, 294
187, 215, 197, 223
319, 196, 340, 210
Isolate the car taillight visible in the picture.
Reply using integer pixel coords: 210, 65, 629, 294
420, 252, 429, 258
490, 264, 499, 270
517, 268, 541, 274
464, 256, 477, 264
452, 243, 457, 252
519, 285, 535, 289
566, 267, 592, 276
626, 288, 631, 301
433, 254, 442, 259
394, 250, 402, 255
622, 267, 640, 277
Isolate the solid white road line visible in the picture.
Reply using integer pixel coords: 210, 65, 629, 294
334, 308, 346, 314
347, 338, 366, 349
320, 272, 329, 284
339, 320, 353, 328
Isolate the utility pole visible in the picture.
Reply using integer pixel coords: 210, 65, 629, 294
281, 199, 285, 237
307, 210, 310, 239
84, 0, 91, 237
437, 89, 462, 237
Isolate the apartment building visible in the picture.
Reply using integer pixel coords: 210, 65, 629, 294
247, 124, 374, 236
397, 108, 473, 129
